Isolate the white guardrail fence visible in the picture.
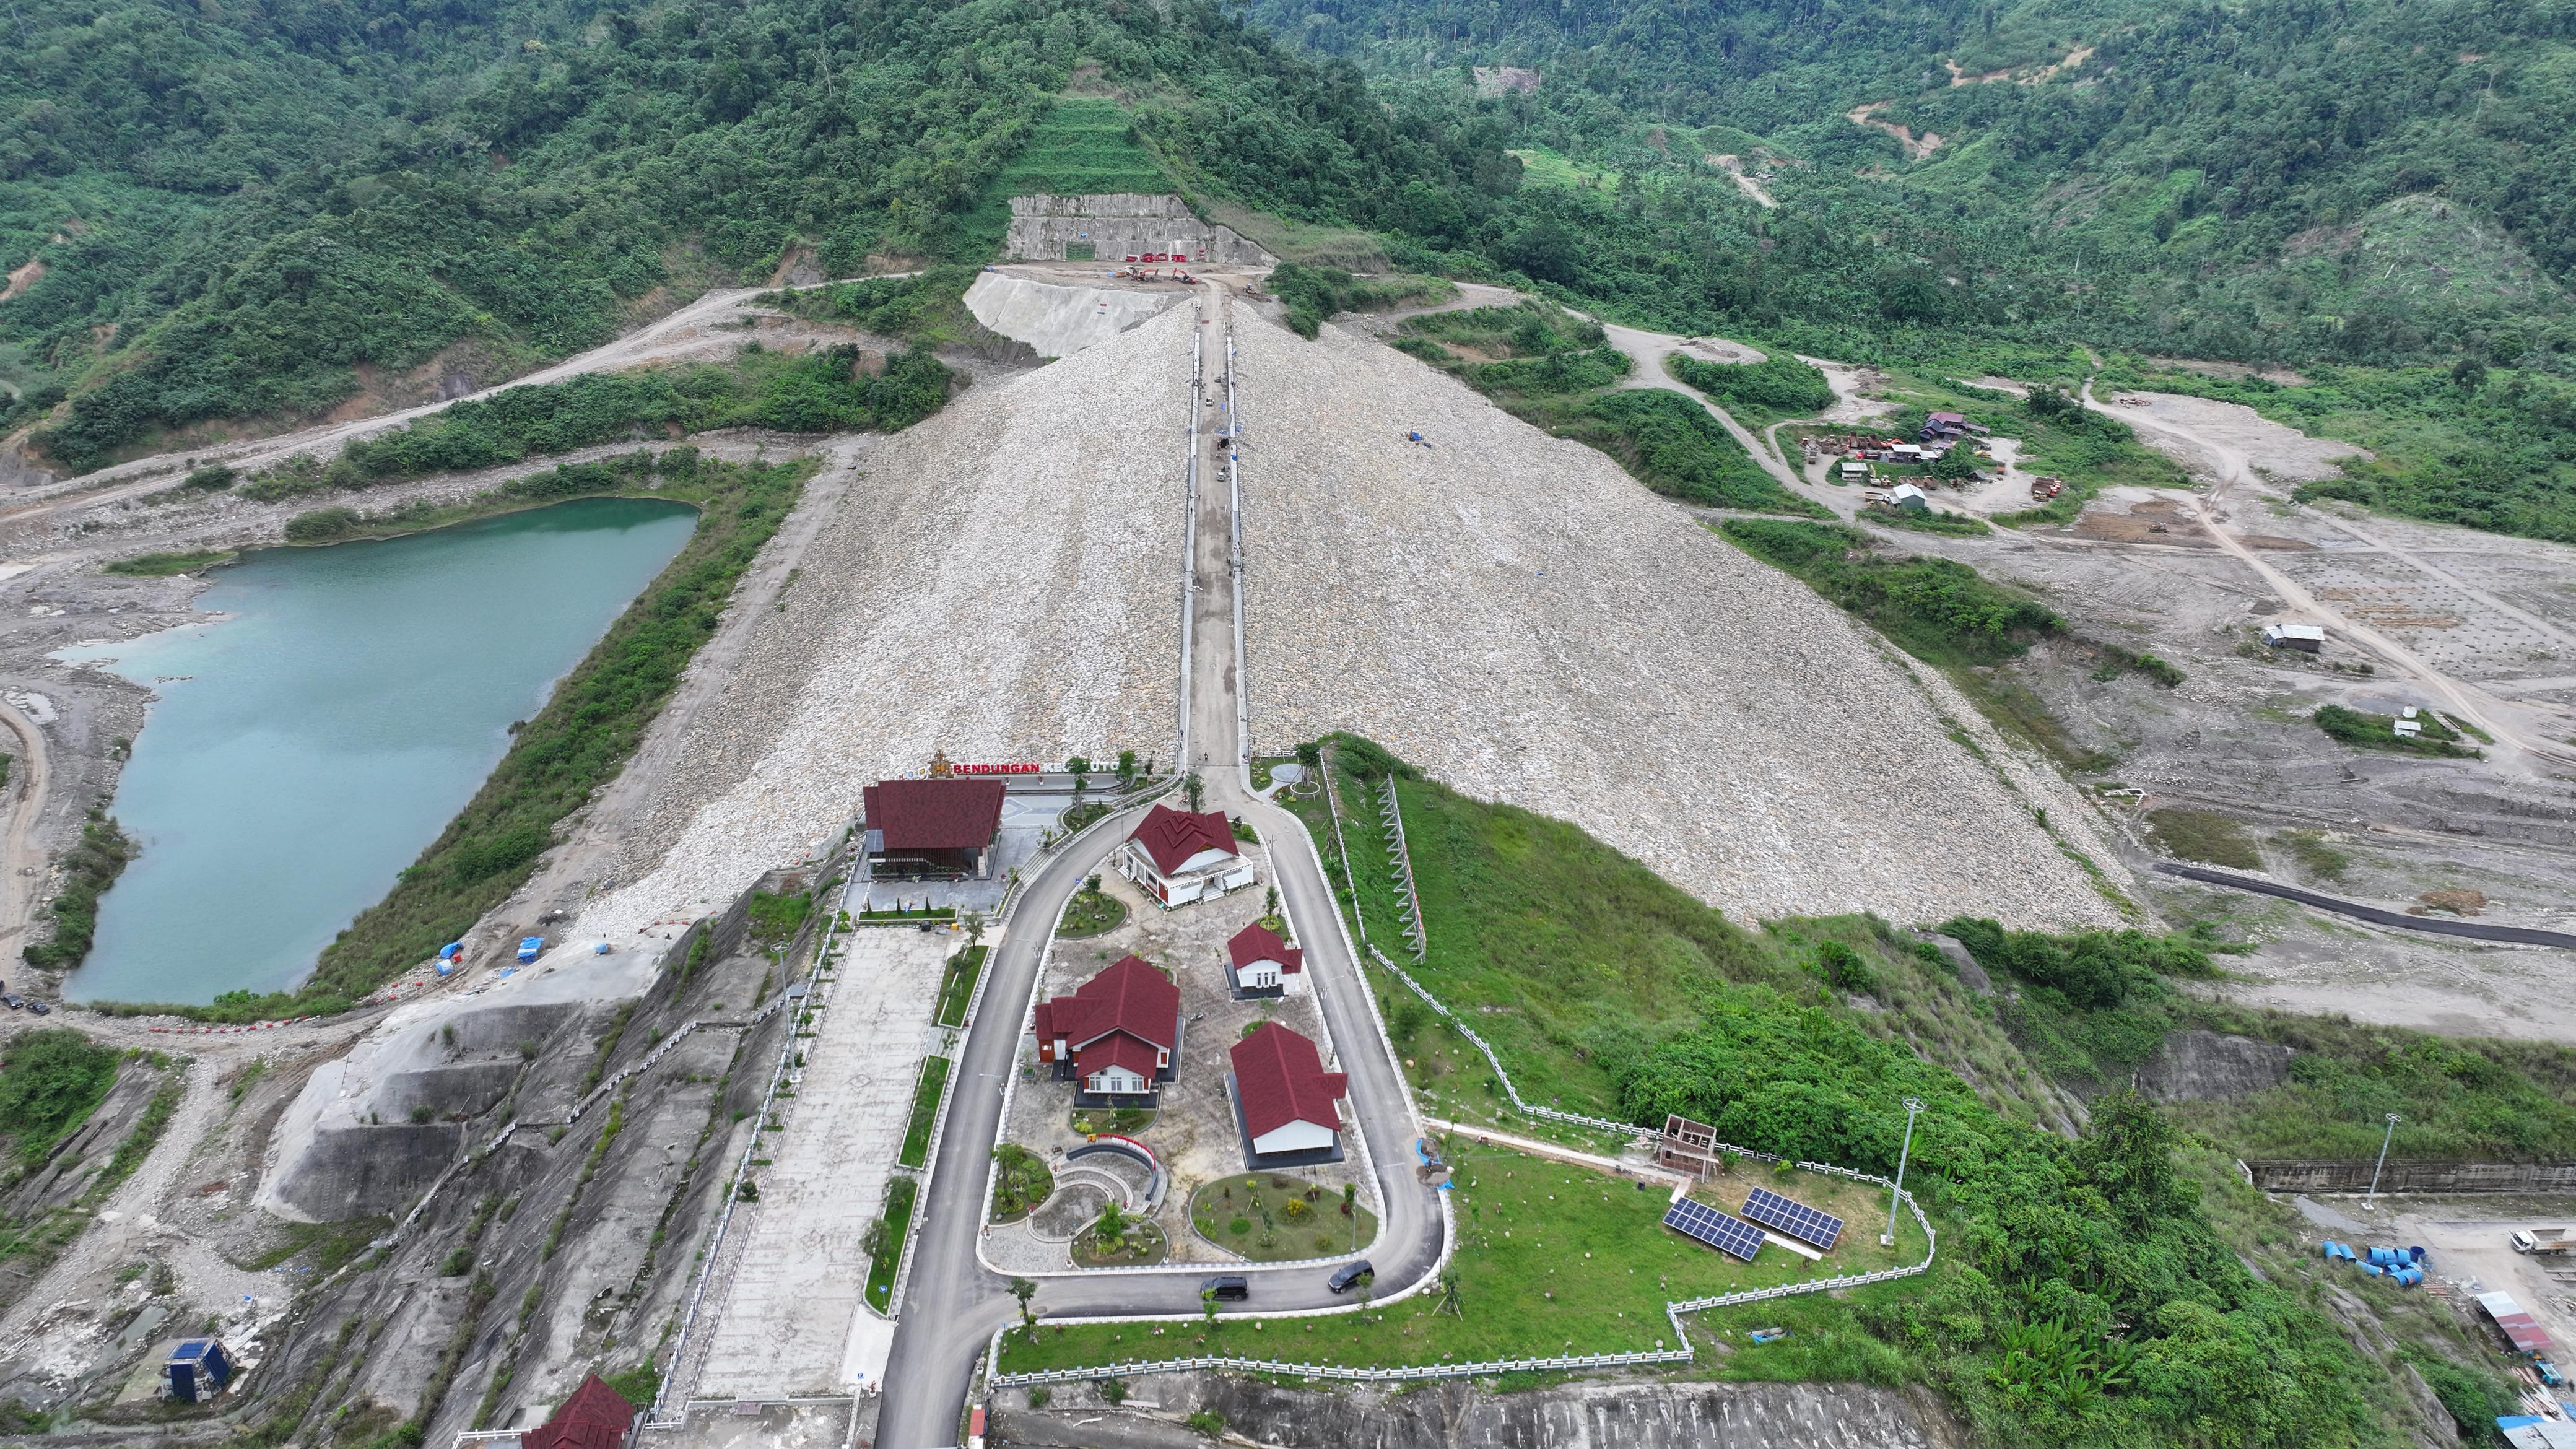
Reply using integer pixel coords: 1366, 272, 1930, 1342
980, 919, 1938, 1390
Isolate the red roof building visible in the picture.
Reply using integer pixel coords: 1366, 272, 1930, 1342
1230, 1022, 1347, 1159
1225, 922, 1302, 994
521, 1375, 635, 1449
1116, 804, 1250, 906
1033, 955, 1180, 1098
863, 778, 1007, 877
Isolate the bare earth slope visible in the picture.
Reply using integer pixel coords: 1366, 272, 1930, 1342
1237, 315, 2116, 928
581, 304, 1194, 933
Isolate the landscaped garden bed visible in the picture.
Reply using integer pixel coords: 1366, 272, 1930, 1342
1188, 1172, 1376, 1263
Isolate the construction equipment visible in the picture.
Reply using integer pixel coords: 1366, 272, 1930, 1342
2516, 1229, 2576, 1256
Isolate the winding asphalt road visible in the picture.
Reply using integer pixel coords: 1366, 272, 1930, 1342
873, 289, 1443, 1448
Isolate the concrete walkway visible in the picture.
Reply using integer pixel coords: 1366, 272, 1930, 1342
692, 928, 948, 1399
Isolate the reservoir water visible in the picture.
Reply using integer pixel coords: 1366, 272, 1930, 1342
62, 497, 697, 1005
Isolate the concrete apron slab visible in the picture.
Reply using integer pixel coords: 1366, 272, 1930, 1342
692, 929, 949, 1399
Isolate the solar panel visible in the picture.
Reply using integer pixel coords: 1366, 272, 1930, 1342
1662, 1198, 1764, 1261
1742, 1186, 1843, 1250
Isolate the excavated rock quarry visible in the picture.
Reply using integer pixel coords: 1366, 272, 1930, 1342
1235, 311, 2121, 928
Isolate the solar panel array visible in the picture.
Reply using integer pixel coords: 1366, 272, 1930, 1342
1663, 1198, 1764, 1261
1742, 1186, 1843, 1250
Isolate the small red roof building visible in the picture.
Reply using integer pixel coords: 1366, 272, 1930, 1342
521, 1375, 635, 1449
863, 778, 1007, 876
1230, 1022, 1347, 1157
1034, 955, 1180, 1095
1226, 922, 1302, 991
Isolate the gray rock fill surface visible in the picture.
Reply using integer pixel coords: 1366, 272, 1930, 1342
581, 303, 1193, 936
1233, 315, 2117, 928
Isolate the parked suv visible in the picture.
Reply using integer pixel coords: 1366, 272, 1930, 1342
1200, 1275, 1249, 1302
1326, 1260, 1374, 1294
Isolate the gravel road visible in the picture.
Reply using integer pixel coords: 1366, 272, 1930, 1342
1235, 314, 2118, 929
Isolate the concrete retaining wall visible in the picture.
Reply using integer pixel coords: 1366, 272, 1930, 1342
1003, 193, 1274, 266
2247, 1159, 2576, 1194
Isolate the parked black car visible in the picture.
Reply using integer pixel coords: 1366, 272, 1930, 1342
0, 995, 21, 1010
1201, 1275, 1249, 1302
1326, 1260, 1373, 1294
25, 1001, 48, 1016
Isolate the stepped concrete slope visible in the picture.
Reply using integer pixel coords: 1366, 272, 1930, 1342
578, 304, 1194, 939
965, 269, 1188, 359
1236, 316, 2118, 928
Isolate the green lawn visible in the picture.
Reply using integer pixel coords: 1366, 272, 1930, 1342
1187, 1173, 1376, 1262
895, 1056, 950, 1170
1057, 887, 1126, 938
934, 946, 987, 1028
864, 1177, 916, 1310
1002, 1141, 1926, 1375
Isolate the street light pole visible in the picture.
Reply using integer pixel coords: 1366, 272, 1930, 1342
2366, 1113, 2401, 1210
1883, 1097, 1924, 1248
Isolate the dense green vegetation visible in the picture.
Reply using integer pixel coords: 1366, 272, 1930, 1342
1940, 916, 2576, 1162
1396, 302, 1819, 511
23, 814, 137, 971
4, 0, 2564, 537
245, 346, 948, 500
102, 549, 235, 577
1667, 352, 1834, 421
0, 1030, 121, 1170
1719, 519, 2060, 665
1266, 261, 1450, 337
85, 454, 811, 1019
1266, 741, 2417, 1446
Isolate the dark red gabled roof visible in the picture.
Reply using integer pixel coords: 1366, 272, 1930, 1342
1040, 955, 1177, 1052
1230, 1022, 1346, 1141
864, 778, 1006, 851
1227, 921, 1303, 975
521, 1375, 634, 1449
1129, 804, 1238, 876
1076, 1030, 1160, 1084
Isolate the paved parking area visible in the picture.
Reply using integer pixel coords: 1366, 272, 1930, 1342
692, 928, 949, 1398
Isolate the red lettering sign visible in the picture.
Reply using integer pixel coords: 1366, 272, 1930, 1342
949, 762, 1042, 774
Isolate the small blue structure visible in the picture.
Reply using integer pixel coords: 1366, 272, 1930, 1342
516, 937, 544, 964
437, 942, 464, 960
166, 1338, 232, 1403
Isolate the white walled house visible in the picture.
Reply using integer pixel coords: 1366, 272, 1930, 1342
1117, 803, 1255, 907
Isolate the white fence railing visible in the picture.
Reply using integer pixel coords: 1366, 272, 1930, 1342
982, 758, 1938, 1394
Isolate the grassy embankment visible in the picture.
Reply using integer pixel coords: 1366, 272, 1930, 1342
1664, 351, 1834, 430
22, 812, 138, 972
1391, 302, 1826, 516
1037, 743, 2458, 1443
0, 1034, 181, 1306
1715, 518, 2121, 780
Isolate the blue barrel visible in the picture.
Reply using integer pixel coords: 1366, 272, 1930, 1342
2409, 1245, 2427, 1264
2361, 1263, 2384, 1277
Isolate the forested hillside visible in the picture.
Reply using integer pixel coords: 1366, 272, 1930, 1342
1254, 0, 2576, 372
0, 0, 1515, 471
4, 0, 2572, 531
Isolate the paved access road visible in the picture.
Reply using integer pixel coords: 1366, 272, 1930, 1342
2152, 863, 2576, 950
874, 289, 1445, 1448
